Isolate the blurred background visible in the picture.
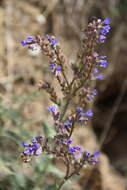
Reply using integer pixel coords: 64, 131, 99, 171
0, 0, 127, 189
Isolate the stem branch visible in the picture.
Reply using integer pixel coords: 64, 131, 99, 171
57, 172, 75, 190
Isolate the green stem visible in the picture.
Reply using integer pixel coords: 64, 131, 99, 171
68, 120, 75, 138
61, 69, 69, 87
72, 63, 93, 96
59, 97, 70, 121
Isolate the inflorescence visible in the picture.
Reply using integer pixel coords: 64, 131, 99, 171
20, 17, 111, 187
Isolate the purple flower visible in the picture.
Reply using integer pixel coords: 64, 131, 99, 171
99, 60, 109, 68
103, 17, 111, 25
23, 149, 31, 156
67, 139, 72, 145
47, 105, 57, 113
84, 150, 100, 164
73, 146, 81, 151
76, 107, 83, 113
99, 56, 109, 68
21, 40, 28, 46
45, 35, 58, 45
50, 38, 58, 45
49, 63, 55, 72
87, 90, 97, 100
23, 140, 42, 157
68, 146, 75, 154
85, 151, 91, 157
87, 94, 93, 101
92, 89, 98, 96
92, 151, 100, 157
56, 65, 61, 71
93, 68, 104, 80
68, 145, 81, 154
85, 109, 93, 117
50, 63, 55, 69
45, 34, 50, 40
21, 36, 34, 46
29, 147, 35, 152
34, 147, 42, 156
22, 142, 30, 147
100, 25, 111, 35
33, 143, 40, 149
98, 18, 111, 43
78, 108, 93, 118
64, 121, 72, 128
100, 56, 107, 59
31, 138, 38, 143
26, 36, 33, 42
96, 74, 104, 80
99, 35, 106, 43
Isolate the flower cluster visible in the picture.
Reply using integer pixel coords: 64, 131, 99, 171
22, 136, 43, 157
21, 136, 43, 162
21, 135, 100, 168
99, 18, 111, 43
21, 17, 111, 189
21, 36, 34, 46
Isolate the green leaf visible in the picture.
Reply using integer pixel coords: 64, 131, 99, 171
0, 159, 15, 176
